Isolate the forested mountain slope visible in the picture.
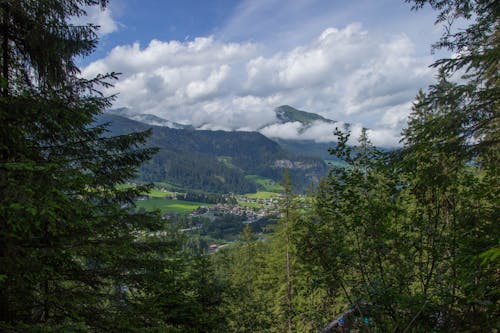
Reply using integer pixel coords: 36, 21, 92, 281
96, 113, 328, 193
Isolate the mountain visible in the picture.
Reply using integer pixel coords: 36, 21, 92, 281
110, 105, 336, 130
274, 105, 335, 125
96, 113, 328, 193
106, 107, 191, 129
105, 105, 346, 171
268, 105, 346, 163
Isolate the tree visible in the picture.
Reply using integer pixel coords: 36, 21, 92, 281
263, 170, 327, 332
302, 77, 498, 332
407, 0, 499, 159
297, 129, 414, 332
0, 1, 222, 332
398, 77, 499, 331
270, 170, 298, 332
211, 223, 279, 333
404, 1, 499, 328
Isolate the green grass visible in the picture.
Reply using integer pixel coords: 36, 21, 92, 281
245, 175, 284, 192
116, 183, 134, 190
238, 201, 262, 208
135, 198, 212, 214
116, 183, 178, 197
153, 181, 186, 191
148, 188, 176, 198
245, 191, 279, 199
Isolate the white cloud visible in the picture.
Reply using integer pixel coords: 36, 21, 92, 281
260, 122, 305, 140
259, 120, 401, 147
366, 128, 401, 147
82, 23, 436, 147
71, 6, 118, 36
186, 65, 230, 99
83, 37, 257, 78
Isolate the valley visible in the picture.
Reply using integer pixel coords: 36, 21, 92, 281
101, 106, 342, 248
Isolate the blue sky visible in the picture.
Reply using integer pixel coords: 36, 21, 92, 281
88, 0, 239, 61
80, 0, 449, 146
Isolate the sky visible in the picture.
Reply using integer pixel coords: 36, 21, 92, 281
77, 0, 449, 147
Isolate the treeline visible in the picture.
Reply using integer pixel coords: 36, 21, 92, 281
201, 215, 274, 241
168, 214, 275, 243
179, 191, 238, 205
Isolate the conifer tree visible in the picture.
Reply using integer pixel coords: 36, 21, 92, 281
232, 224, 288, 332
407, 0, 499, 158
300, 2, 499, 324
0, 1, 215, 332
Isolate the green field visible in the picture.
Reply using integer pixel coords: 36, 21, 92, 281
116, 184, 177, 197
237, 201, 262, 208
245, 175, 284, 192
152, 181, 187, 192
245, 191, 280, 199
135, 198, 211, 214
148, 188, 176, 198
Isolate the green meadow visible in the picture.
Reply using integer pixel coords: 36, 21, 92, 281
245, 175, 284, 192
148, 188, 176, 198
237, 201, 262, 208
245, 191, 280, 200
135, 198, 211, 214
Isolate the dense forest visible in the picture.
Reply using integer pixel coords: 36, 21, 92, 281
0, 0, 498, 332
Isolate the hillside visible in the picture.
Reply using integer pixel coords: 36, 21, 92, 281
104, 104, 350, 170
96, 113, 327, 193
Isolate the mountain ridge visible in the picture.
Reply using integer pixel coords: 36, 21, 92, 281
95, 113, 328, 193
107, 104, 338, 133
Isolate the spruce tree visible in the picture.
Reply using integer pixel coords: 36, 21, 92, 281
407, 0, 499, 158
0, 1, 204, 332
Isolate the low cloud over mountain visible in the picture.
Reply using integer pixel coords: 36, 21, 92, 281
84, 23, 435, 147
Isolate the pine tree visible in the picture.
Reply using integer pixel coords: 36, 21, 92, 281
406, 0, 499, 229
268, 170, 320, 332
0, 1, 211, 332
272, 170, 298, 332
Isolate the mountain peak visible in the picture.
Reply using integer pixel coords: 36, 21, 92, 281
274, 105, 335, 125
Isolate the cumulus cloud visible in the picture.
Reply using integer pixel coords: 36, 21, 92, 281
82, 23, 435, 147
71, 6, 118, 35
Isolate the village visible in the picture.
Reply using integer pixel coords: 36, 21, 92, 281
188, 194, 281, 223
